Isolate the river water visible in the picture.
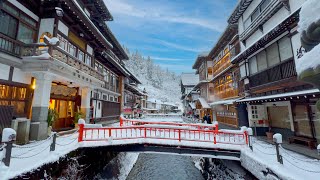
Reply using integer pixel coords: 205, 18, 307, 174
94, 152, 256, 180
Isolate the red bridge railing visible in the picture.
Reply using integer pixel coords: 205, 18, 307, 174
78, 123, 248, 145
120, 116, 218, 131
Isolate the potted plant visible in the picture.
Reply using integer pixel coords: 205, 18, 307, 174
73, 110, 84, 129
47, 108, 58, 136
266, 121, 274, 140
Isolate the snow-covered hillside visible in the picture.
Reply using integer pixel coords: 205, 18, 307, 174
124, 48, 181, 104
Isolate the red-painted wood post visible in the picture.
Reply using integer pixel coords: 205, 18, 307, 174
214, 123, 218, 144
245, 131, 248, 145
109, 128, 112, 137
178, 129, 181, 142
144, 127, 147, 138
120, 116, 123, 127
78, 124, 84, 142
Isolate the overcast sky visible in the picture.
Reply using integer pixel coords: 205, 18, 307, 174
104, 0, 237, 74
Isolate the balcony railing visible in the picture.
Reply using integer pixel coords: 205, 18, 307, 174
249, 59, 297, 88
0, 34, 23, 57
21, 44, 104, 82
51, 47, 104, 81
214, 89, 239, 99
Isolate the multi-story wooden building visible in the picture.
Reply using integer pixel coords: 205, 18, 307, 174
180, 73, 199, 115
207, 25, 244, 128
192, 53, 213, 120
0, 0, 130, 140
229, 0, 320, 145
123, 71, 145, 118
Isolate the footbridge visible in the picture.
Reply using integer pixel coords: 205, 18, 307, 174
77, 117, 249, 160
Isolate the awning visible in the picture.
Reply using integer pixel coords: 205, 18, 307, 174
197, 97, 211, 109
209, 98, 242, 106
237, 89, 320, 102
189, 102, 196, 109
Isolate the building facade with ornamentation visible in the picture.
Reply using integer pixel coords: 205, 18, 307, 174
0, 0, 130, 140
229, 0, 320, 145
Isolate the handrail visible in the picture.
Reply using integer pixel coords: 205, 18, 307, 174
78, 123, 248, 145
0, 33, 24, 57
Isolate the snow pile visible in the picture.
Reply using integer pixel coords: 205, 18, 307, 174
1, 128, 16, 142
118, 152, 139, 180
296, 0, 320, 76
298, 0, 320, 33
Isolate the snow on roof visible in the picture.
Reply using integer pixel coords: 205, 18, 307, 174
237, 89, 320, 102
181, 73, 199, 86
209, 98, 242, 106
147, 98, 162, 104
197, 97, 211, 109
189, 102, 196, 109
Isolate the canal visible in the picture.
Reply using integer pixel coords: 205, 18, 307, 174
94, 152, 256, 180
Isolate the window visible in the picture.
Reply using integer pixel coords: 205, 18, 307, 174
266, 43, 280, 67
244, 18, 251, 30
17, 23, 34, 44
251, 9, 260, 21
110, 96, 114, 102
240, 64, 247, 78
260, 0, 271, 11
251, 106, 259, 119
243, 0, 271, 30
78, 49, 85, 62
85, 54, 92, 67
256, 50, 268, 72
103, 94, 108, 100
278, 36, 293, 61
249, 56, 258, 75
68, 42, 76, 57
57, 34, 68, 51
98, 102, 100, 109
115, 97, 118, 102
0, 12, 18, 38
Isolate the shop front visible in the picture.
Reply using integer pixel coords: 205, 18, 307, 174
49, 83, 80, 131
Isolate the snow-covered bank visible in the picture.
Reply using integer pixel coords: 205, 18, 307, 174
240, 139, 320, 180
118, 152, 139, 180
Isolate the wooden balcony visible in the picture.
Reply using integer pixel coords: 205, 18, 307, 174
214, 89, 239, 99
51, 47, 104, 81
213, 53, 231, 78
0, 34, 23, 57
249, 59, 297, 88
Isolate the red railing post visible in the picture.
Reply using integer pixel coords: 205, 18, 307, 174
178, 129, 181, 142
214, 123, 218, 144
109, 128, 112, 137
144, 127, 147, 138
120, 116, 123, 127
78, 124, 84, 142
244, 131, 248, 145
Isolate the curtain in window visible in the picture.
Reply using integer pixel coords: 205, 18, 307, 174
257, 50, 268, 71
17, 23, 34, 44
278, 36, 293, 61
266, 43, 280, 67
249, 56, 258, 75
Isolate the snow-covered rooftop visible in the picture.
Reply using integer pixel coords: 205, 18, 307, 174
181, 73, 199, 86
197, 97, 210, 109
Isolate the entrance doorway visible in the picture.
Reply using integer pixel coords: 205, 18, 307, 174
293, 105, 313, 138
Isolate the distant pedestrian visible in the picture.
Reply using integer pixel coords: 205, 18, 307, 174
203, 114, 207, 123
207, 115, 212, 124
